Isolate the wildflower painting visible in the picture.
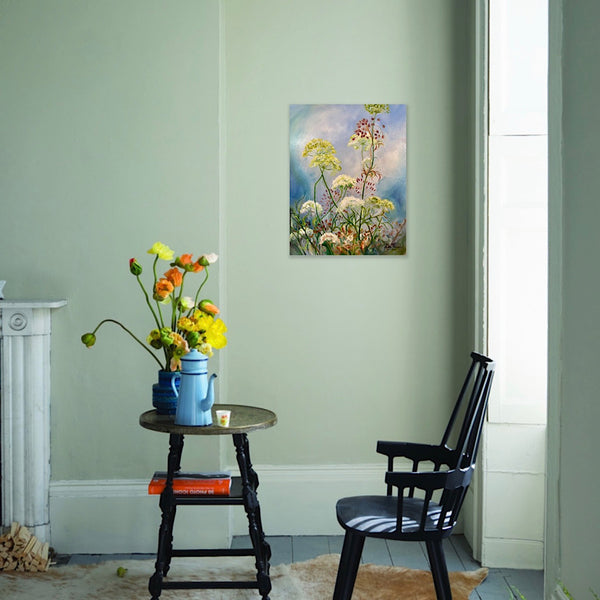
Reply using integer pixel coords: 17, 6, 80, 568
290, 104, 407, 255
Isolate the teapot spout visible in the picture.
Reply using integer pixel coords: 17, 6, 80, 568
199, 373, 217, 412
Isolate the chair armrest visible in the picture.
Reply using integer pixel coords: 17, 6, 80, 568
385, 470, 449, 493
377, 441, 456, 466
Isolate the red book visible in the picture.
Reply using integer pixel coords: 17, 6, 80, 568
148, 471, 231, 496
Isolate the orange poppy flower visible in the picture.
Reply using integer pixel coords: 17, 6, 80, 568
154, 278, 174, 299
164, 268, 183, 287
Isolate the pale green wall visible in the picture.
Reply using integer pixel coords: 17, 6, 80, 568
0, 0, 222, 478
223, 0, 474, 468
548, 0, 600, 596
1, 0, 473, 496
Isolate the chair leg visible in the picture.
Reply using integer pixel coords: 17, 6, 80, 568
426, 540, 452, 600
332, 531, 365, 600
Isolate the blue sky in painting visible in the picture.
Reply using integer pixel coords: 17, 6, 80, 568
289, 104, 407, 219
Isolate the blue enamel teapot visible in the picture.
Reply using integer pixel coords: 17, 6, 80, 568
174, 349, 217, 426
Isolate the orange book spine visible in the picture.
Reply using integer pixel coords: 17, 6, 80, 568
148, 474, 231, 496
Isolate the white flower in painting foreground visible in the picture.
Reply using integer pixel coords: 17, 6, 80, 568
331, 174, 357, 190
299, 201, 323, 218
290, 228, 314, 241
319, 232, 340, 246
337, 196, 365, 214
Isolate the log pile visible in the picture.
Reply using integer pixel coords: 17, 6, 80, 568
0, 522, 51, 571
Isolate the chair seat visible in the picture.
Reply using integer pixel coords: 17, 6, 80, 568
336, 495, 452, 536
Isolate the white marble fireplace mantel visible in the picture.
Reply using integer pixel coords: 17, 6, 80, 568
0, 299, 67, 541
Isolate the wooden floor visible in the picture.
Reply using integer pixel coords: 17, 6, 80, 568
232, 534, 543, 599
64, 534, 543, 599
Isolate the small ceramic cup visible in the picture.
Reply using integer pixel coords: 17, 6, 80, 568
216, 410, 231, 427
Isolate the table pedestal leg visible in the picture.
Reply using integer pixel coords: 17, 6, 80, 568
149, 433, 184, 600
233, 433, 272, 600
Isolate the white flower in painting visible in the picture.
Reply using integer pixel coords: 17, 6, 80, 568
319, 232, 340, 246
337, 196, 365, 214
299, 201, 323, 218
290, 228, 313, 242
331, 174, 357, 190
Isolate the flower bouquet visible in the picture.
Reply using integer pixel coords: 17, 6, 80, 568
81, 242, 227, 372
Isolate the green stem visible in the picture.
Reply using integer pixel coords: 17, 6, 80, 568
193, 268, 210, 310
320, 170, 336, 205
135, 274, 161, 330
152, 256, 165, 328
361, 117, 377, 199
92, 319, 164, 369
173, 271, 188, 330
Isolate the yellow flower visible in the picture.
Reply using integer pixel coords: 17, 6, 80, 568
365, 196, 395, 214
198, 342, 213, 357
302, 138, 342, 172
147, 242, 174, 261
205, 317, 227, 349
177, 317, 195, 331
364, 104, 390, 115
192, 311, 213, 332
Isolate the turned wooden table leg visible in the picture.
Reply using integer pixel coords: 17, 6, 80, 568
233, 433, 272, 600
149, 433, 183, 599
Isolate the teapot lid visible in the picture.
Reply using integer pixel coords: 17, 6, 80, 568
181, 349, 206, 362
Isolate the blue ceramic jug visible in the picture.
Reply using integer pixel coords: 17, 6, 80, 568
174, 349, 217, 426
152, 370, 181, 415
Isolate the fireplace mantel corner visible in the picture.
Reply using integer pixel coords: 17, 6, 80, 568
0, 299, 67, 542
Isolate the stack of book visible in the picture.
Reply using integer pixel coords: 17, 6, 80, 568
148, 471, 232, 496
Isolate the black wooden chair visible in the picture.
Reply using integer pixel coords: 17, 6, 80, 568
332, 352, 495, 600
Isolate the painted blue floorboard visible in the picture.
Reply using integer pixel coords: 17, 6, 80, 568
387, 539, 430, 569
63, 534, 542, 599
291, 535, 330, 563
362, 537, 392, 565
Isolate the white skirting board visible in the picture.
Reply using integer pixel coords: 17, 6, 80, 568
48, 464, 388, 553
49, 462, 539, 565
480, 536, 544, 570
228, 463, 389, 537
49, 479, 230, 554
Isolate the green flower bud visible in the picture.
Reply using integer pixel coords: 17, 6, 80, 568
147, 329, 163, 349
159, 328, 174, 346
186, 331, 200, 347
198, 299, 220, 315
129, 258, 142, 276
81, 333, 96, 347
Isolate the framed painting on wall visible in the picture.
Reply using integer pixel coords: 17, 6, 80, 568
289, 103, 407, 256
